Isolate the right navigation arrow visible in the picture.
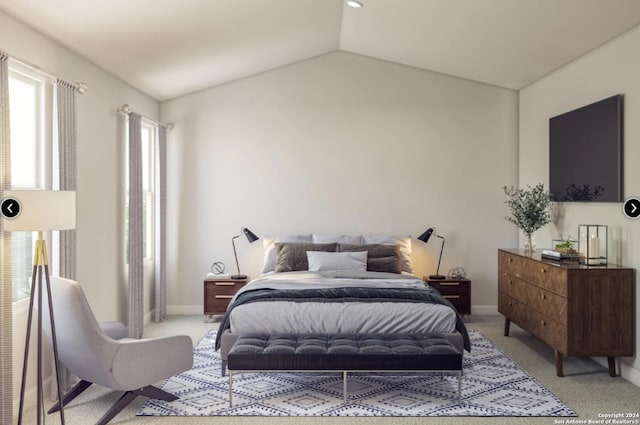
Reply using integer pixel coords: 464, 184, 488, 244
623, 197, 640, 219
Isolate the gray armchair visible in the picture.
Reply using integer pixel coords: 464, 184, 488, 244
41, 277, 193, 425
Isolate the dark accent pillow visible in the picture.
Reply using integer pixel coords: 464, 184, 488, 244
338, 244, 402, 274
275, 243, 337, 272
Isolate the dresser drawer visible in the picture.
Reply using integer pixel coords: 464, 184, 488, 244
524, 283, 567, 325
500, 292, 567, 353
524, 309, 568, 354
498, 292, 522, 323
498, 272, 528, 302
499, 250, 567, 296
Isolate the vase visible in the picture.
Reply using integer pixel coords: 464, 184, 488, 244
523, 232, 535, 254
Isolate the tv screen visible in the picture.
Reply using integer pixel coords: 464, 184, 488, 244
549, 94, 623, 202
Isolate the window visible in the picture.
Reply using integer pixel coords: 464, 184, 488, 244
8, 65, 53, 302
125, 120, 156, 262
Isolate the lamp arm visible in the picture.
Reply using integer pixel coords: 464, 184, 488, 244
231, 235, 241, 275
436, 238, 445, 276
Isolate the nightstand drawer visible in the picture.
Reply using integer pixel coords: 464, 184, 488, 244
424, 278, 471, 316
204, 278, 248, 316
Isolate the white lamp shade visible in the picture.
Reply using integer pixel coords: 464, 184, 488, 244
2, 190, 76, 231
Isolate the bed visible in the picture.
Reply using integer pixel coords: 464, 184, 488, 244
214, 234, 470, 375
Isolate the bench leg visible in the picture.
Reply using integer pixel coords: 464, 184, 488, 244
228, 370, 233, 407
343, 371, 348, 404
457, 371, 462, 405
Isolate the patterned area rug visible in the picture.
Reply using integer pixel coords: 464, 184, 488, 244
137, 330, 576, 417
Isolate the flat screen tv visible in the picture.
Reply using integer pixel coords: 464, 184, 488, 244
549, 94, 623, 202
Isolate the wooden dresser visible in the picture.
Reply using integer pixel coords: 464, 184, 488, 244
498, 249, 634, 377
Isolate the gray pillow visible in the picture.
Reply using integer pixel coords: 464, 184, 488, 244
275, 243, 337, 272
338, 244, 402, 274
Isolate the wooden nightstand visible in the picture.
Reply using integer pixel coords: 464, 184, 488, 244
204, 277, 248, 321
424, 277, 471, 316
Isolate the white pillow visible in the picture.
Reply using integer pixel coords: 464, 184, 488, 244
362, 235, 413, 273
312, 234, 363, 244
261, 234, 313, 274
307, 251, 367, 272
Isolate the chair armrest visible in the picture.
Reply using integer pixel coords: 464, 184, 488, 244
99, 321, 128, 340
110, 335, 193, 390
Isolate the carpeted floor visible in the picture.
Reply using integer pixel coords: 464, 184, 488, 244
137, 329, 576, 417
17, 314, 640, 425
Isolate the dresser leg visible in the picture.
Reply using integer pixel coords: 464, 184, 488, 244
503, 318, 511, 336
607, 357, 617, 377
555, 351, 564, 377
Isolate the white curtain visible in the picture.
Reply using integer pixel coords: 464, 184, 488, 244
0, 49, 13, 425
128, 113, 143, 338
154, 125, 167, 322
57, 79, 77, 280
54, 78, 78, 396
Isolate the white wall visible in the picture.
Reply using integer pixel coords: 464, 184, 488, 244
161, 51, 518, 314
1, 9, 160, 412
519, 25, 640, 385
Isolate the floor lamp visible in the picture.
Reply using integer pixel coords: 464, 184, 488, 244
1, 190, 76, 425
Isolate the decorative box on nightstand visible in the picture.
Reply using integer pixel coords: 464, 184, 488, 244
423, 277, 471, 316
203, 277, 248, 321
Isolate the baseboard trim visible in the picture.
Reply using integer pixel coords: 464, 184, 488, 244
471, 305, 498, 315
593, 357, 640, 387
167, 305, 203, 315
13, 376, 53, 420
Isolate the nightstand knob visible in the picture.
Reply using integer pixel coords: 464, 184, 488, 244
541, 268, 546, 274
508, 258, 513, 262
541, 294, 546, 300
541, 320, 546, 326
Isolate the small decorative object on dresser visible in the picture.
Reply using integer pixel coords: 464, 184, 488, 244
498, 248, 634, 377
204, 277, 249, 322
578, 224, 607, 265
424, 277, 471, 316
502, 184, 551, 253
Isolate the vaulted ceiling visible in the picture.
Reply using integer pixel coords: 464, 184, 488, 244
2, 0, 640, 101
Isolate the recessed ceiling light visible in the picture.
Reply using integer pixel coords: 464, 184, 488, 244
345, 0, 363, 8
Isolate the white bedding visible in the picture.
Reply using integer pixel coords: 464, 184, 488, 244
228, 271, 457, 335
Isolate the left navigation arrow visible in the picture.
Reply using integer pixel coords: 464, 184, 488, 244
1, 197, 21, 219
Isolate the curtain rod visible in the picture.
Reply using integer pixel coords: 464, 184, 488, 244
118, 104, 173, 131
2, 49, 88, 94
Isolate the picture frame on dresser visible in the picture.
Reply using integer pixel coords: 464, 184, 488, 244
497, 248, 634, 377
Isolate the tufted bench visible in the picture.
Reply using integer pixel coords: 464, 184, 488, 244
227, 333, 463, 406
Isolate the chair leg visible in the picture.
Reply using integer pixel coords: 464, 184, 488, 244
48, 380, 93, 413
96, 391, 137, 425
221, 360, 227, 377
95, 385, 177, 425
133, 385, 178, 402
